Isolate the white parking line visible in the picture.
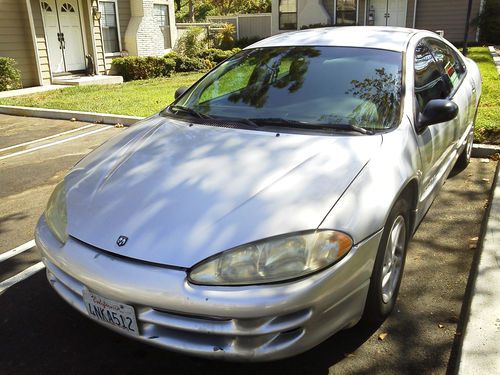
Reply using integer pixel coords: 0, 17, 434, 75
0, 123, 97, 153
0, 126, 112, 161
0, 240, 36, 263
0, 261, 45, 295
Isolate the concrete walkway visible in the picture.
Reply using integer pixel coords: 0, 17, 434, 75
458, 162, 500, 374
0, 84, 69, 99
458, 46, 500, 374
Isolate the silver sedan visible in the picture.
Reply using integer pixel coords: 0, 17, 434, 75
36, 27, 481, 361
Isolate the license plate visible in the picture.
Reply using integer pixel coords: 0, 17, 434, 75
83, 289, 139, 336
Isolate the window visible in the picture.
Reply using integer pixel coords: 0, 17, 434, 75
175, 47, 402, 130
153, 4, 169, 27
279, 0, 297, 30
154, 4, 171, 49
414, 42, 452, 112
427, 39, 466, 90
100, 1, 120, 54
41, 2, 52, 11
61, 3, 75, 12
336, 0, 356, 25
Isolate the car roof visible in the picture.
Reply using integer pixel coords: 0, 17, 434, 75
247, 26, 422, 52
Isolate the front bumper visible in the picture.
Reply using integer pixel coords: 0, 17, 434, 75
36, 216, 381, 361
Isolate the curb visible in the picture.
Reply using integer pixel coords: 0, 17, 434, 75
472, 144, 500, 158
0, 105, 144, 126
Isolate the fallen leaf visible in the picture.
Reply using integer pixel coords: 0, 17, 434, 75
378, 332, 388, 341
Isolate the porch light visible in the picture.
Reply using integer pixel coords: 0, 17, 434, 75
92, 6, 101, 20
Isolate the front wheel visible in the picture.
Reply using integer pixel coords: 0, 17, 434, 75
363, 199, 410, 323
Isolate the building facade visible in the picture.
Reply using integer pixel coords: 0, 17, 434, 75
0, 0, 177, 88
272, 0, 483, 43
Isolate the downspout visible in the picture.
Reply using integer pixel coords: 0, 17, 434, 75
476, 0, 485, 42
25, 0, 43, 86
89, 0, 99, 75
364, 0, 368, 25
412, 0, 418, 28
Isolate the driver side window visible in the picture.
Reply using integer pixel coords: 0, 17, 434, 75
414, 42, 452, 113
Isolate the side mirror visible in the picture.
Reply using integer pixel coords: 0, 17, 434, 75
174, 86, 189, 100
417, 99, 458, 130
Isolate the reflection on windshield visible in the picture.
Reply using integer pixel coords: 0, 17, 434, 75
226, 47, 321, 108
174, 46, 403, 130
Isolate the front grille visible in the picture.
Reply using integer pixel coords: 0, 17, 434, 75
44, 259, 310, 356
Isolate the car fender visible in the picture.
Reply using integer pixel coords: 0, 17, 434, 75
318, 118, 422, 248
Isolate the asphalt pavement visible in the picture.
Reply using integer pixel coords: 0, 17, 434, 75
0, 113, 497, 374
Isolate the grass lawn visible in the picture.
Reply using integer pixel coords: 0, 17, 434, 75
0, 47, 498, 143
467, 47, 500, 144
0, 72, 204, 118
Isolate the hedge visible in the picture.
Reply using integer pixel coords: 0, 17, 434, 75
112, 56, 176, 81
197, 48, 241, 64
0, 57, 22, 92
164, 51, 212, 72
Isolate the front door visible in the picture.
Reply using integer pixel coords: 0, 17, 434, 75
369, 0, 407, 27
41, 0, 86, 74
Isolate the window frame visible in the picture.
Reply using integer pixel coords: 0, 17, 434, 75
413, 40, 452, 115
278, 0, 297, 31
153, 3, 172, 51
425, 37, 468, 99
99, 0, 122, 57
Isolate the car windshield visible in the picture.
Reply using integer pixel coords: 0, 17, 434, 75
169, 46, 403, 131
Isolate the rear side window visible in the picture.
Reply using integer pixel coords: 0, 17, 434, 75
427, 39, 466, 89
414, 42, 451, 112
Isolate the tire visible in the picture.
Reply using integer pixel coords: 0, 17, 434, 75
363, 198, 410, 323
455, 130, 473, 171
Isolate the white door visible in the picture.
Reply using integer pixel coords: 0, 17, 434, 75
41, 0, 86, 73
369, 0, 407, 27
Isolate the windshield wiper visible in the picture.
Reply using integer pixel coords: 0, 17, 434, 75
169, 105, 211, 119
249, 118, 374, 135
324, 123, 375, 135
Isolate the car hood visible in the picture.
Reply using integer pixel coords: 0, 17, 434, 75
66, 116, 382, 268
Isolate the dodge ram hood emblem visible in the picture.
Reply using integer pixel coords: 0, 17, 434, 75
116, 236, 128, 247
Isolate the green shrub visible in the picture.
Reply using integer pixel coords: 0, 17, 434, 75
174, 27, 207, 57
112, 56, 175, 81
234, 37, 262, 49
217, 23, 236, 50
0, 57, 22, 92
197, 48, 241, 64
300, 23, 329, 30
164, 51, 211, 72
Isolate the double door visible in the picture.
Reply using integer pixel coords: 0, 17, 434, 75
41, 0, 86, 73
369, 0, 408, 27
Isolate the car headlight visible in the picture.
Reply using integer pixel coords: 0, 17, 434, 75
44, 180, 68, 244
189, 230, 353, 286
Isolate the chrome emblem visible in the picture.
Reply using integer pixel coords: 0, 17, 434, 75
116, 235, 128, 247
